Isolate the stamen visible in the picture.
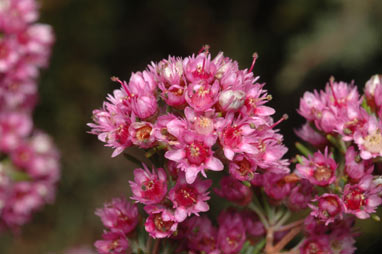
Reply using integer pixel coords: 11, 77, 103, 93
329, 76, 339, 106
249, 52, 258, 73
271, 114, 288, 128
111, 76, 130, 96
198, 44, 210, 55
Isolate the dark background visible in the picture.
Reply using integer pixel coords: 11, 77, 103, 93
0, 0, 381, 253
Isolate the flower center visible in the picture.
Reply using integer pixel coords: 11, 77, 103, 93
303, 241, 324, 254
364, 131, 382, 154
320, 196, 341, 216
141, 179, 161, 199
222, 126, 242, 148
194, 117, 213, 135
175, 186, 198, 207
344, 187, 365, 210
154, 214, 173, 232
136, 125, 152, 141
237, 158, 254, 180
186, 142, 209, 165
314, 166, 333, 183
115, 123, 130, 144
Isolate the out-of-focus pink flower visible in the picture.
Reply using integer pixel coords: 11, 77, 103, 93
263, 172, 291, 201
229, 154, 257, 182
0, 112, 32, 152
214, 175, 252, 206
295, 122, 327, 147
95, 198, 138, 234
168, 173, 211, 222
300, 235, 331, 254
217, 210, 246, 254
94, 231, 129, 254
129, 164, 167, 205
183, 215, 219, 253
240, 210, 265, 237
287, 179, 314, 211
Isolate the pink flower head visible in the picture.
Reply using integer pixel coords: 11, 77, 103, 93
144, 205, 178, 238
229, 153, 257, 182
183, 52, 217, 83
296, 148, 337, 187
353, 115, 382, 160
217, 210, 246, 254
128, 121, 155, 149
217, 113, 258, 160
183, 215, 219, 253
95, 198, 138, 234
129, 164, 167, 205
185, 80, 220, 112
342, 175, 382, 219
214, 175, 253, 206
165, 130, 223, 184
300, 235, 331, 254
364, 74, 382, 104
94, 231, 129, 254
168, 173, 212, 222
310, 194, 344, 225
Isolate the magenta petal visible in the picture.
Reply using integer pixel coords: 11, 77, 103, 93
223, 148, 235, 160
205, 157, 224, 171
165, 149, 185, 162
185, 167, 199, 184
175, 207, 187, 222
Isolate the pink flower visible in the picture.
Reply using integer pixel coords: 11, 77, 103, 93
214, 175, 252, 206
128, 121, 155, 149
184, 106, 216, 136
0, 0, 38, 33
185, 80, 220, 112
344, 146, 373, 182
129, 164, 167, 205
300, 235, 331, 254
153, 114, 178, 145
296, 148, 337, 187
263, 172, 292, 201
295, 122, 327, 147
165, 130, 223, 184
183, 215, 219, 253
95, 198, 138, 234
229, 154, 257, 182
183, 52, 217, 83
353, 115, 382, 160
168, 173, 211, 222
310, 194, 344, 225
287, 179, 314, 211
216, 113, 258, 160
94, 231, 129, 254
0, 112, 32, 152
88, 89, 133, 157
241, 84, 275, 117
217, 210, 246, 254
144, 205, 178, 238
342, 175, 382, 219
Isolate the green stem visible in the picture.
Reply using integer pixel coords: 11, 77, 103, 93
253, 238, 266, 254
274, 210, 291, 230
249, 202, 269, 229
123, 152, 142, 166
295, 142, 312, 157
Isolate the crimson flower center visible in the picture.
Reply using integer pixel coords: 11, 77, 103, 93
154, 214, 173, 232
222, 126, 242, 148
344, 187, 365, 210
186, 142, 209, 165
175, 186, 198, 207
136, 125, 152, 141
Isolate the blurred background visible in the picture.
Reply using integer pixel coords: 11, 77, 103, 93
0, 0, 381, 253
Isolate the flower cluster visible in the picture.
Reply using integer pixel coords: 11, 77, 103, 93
90, 46, 382, 254
0, 0, 59, 232
296, 76, 382, 225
